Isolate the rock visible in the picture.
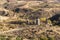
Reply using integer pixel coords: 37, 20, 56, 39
3, 1, 27, 10
0, 16, 9, 22
0, 11, 8, 16
23, 38, 30, 40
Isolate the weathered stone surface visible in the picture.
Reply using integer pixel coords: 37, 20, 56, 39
0, 1, 60, 40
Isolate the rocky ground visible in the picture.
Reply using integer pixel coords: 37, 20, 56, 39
0, 0, 60, 40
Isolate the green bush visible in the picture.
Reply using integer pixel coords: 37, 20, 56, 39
0, 37, 6, 40
16, 36, 22, 40
48, 37, 55, 40
40, 35, 48, 40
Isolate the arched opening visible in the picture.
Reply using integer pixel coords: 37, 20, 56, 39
49, 14, 60, 26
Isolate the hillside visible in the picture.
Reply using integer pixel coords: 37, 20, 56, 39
0, 0, 60, 40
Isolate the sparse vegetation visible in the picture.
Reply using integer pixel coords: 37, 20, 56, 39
16, 36, 22, 40
0, 0, 60, 40
40, 35, 48, 40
